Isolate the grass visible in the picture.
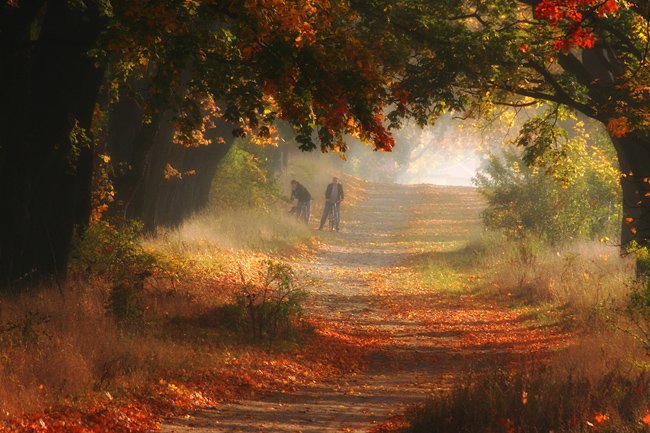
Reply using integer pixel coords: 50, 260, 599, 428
152, 205, 313, 254
0, 168, 368, 430
0, 273, 255, 410
478, 240, 635, 330
0, 208, 318, 421
413, 241, 487, 295
405, 234, 635, 328
372, 185, 646, 433
403, 331, 649, 433
387, 236, 648, 433
387, 231, 645, 433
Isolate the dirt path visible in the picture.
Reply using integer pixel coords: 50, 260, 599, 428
163, 181, 566, 433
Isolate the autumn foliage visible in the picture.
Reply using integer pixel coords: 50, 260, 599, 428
534, 0, 621, 49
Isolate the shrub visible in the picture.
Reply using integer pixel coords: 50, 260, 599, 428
70, 219, 157, 279
107, 271, 151, 327
473, 142, 619, 245
210, 140, 280, 211
220, 260, 308, 342
70, 220, 158, 327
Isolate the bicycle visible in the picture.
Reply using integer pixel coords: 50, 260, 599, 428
327, 200, 340, 231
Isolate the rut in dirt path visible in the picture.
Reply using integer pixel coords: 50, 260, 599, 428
163, 181, 566, 433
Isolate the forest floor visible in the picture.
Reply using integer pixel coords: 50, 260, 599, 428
162, 180, 571, 433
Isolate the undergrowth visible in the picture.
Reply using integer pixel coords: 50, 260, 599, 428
158, 206, 312, 253
406, 366, 650, 433
412, 234, 634, 330
403, 332, 649, 433
215, 260, 309, 343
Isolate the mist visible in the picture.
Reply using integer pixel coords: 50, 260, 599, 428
341, 113, 516, 186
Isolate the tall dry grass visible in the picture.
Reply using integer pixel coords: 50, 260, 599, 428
152, 206, 313, 254
0, 208, 316, 415
400, 237, 647, 433
405, 330, 648, 433
0, 276, 236, 414
481, 239, 635, 322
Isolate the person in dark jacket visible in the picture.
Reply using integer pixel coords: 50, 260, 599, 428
290, 180, 312, 223
319, 177, 344, 231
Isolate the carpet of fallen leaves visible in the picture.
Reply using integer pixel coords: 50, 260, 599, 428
0, 314, 386, 433
369, 266, 572, 358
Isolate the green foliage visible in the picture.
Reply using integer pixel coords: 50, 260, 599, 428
220, 260, 308, 343
70, 220, 157, 279
474, 124, 620, 244
71, 220, 158, 327
210, 140, 280, 211
516, 114, 573, 183
107, 272, 150, 328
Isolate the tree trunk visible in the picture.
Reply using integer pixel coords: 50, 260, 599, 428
145, 119, 235, 228
0, 2, 105, 289
108, 90, 166, 221
556, 45, 648, 249
109, 92, 236, 230
611, 132, 650, 248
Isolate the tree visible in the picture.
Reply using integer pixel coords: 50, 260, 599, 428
349, 0, 650, 248
0, 0, 402, 288
474, 124, 620, 244
0, 1, 107, 288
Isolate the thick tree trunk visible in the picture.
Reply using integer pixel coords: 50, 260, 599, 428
145, 119, 235, 228
0, 2, 104, 289
557, 45, 649, 249
611, 132, 650, 248
108, 91, 166, 221
192, 126, 235, 209
108, 92, 236, 229
141, 111, 177, 229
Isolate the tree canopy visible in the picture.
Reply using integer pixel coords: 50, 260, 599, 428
1, 0, 648, 287
347, 0, 649, 245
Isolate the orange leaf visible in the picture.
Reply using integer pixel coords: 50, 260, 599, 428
594, 411, 609, 424
642, 411, 650, 426
607, 116, 631, 138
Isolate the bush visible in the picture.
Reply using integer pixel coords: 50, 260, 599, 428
473, 142, 619, 245
210, 139, 280, 210
219, 260, 308, 342
107, 271, 151, 327
70, 220, 158, 327
70, 219, 157, 279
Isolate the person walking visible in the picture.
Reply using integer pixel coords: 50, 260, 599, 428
290, 180, 312, 223
319, 176, 344, 231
